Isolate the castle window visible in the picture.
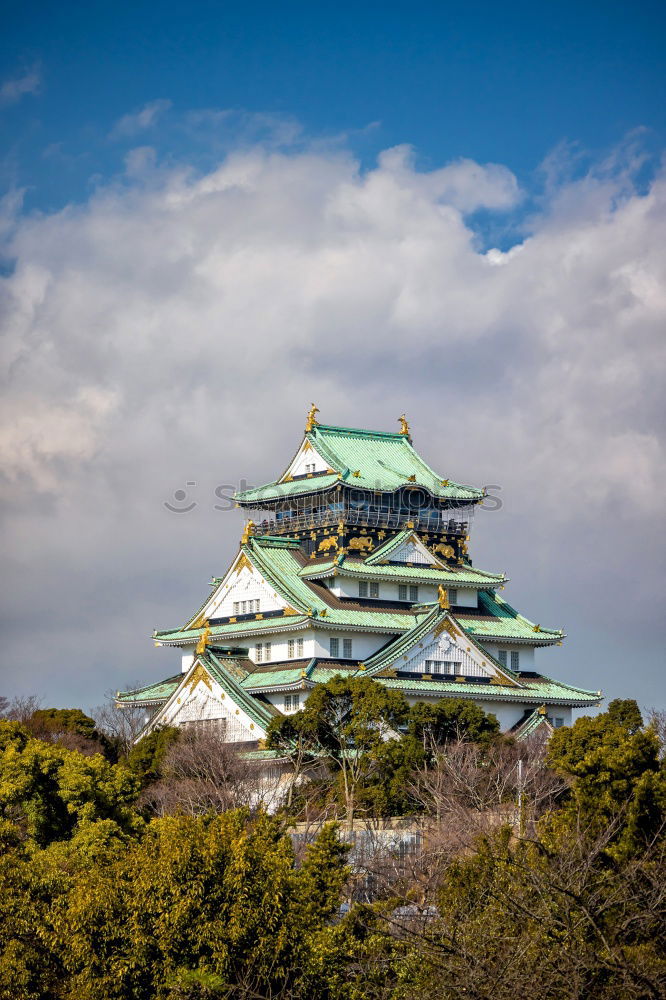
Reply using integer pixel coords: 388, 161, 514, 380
425, 660, 458, 675
256, 643, 263, 662
233, 602, 239, 615
398, 585, 407, 601
180, 718, 228, 738
288, 639, 295, 658
330, 637, 339, 657
297, 637, 304, 657
305, 463, 316, 474
359, 581, 368, 598
343, 638, 352, 659
265, 641, 271, 660
511, 650, 520, 671
497, 649, 507, 666
284, 694, 300, 711
448, 588, 458, 605
409, 585, 419, 602
369, 581, 379, 598
554, 717, 564, 728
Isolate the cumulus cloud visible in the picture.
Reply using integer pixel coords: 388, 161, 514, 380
0, 131, 664, 710
0, 66, 41, 107
110, 98, 172, 138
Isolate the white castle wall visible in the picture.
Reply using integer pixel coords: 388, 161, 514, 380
330, 577, 478, 607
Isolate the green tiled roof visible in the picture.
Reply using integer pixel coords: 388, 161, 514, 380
310, 424, 483, 500
155, 615, 309, 644
235, 422, 483, 504
511, 707, 554, 740
156, 539, 560, 651
248, 536, 331, 613
374, 673, 599, 706
116, 674, 182, 704
236, 473, 341, 504
204, 651, 279, 729
456, 590, 564, 643
300, 557, 505, 588
242, 667, 307, 690
117, 653, 279, 732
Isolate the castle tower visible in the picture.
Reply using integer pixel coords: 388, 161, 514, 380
118, 411, 601, 744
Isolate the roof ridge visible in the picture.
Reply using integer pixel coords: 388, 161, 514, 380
312, 422, 406, 440
251, 535, 301, 548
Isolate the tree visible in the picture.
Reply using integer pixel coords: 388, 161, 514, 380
27, 707, 112, 758
265, 707, 324, 810
126, 725, 181, 787
0, 720, 140, 847
50, 810, 352, 1000
269, 675, 408, 826
546, 699, 666, 859
93, 687, 152, 759
138, 733, 277, 817
407, 697, 500, 752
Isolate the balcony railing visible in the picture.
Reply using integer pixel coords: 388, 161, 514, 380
251, 506, 470, 537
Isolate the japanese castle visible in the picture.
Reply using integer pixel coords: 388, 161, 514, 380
118, 409, 601, 743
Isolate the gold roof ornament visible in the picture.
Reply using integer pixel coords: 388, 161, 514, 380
196, 623, 211, 656
533, 624, 542, 633
437, 585, 450, 610
398, 413, 410, 436
305, 403, 320, 432
241, 520, 255, 545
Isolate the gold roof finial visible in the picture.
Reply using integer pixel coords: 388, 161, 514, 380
196, 623, 211, 656
305, 403, 320, 432
241, 520, 255, 545
437, 585, 450, 610
398, 414, 410, 436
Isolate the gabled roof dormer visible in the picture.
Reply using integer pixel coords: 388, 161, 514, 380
184, 545, 293, 629
365, 528, 446, 568
132, 649, 277, 743
278, 436, 334, 483
361, 607, 520, 687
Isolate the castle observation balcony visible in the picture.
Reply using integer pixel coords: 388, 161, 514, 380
249, 503, 473, 538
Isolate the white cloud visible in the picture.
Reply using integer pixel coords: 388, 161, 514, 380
0, 134, 664, 710
0, 66, 41, 107
110, 99, 172, 138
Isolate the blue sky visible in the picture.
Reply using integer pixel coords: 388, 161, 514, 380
1, 2, 664, 714
3, 0, 665, 212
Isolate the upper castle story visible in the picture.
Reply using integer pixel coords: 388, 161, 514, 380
234, 407, 485, 563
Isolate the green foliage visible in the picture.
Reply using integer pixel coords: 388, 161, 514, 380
165, 967, 227, 999
546, 699, 665, 858
30, 707, 99, 742
354, 736, 427, 816
298, 675, 409, 761
407, 697, 500, 749
0, 720, 140, 847
390, 824, 666, 999
0, 693, 664, 999
47, 810, 351, 1000
269, 681, 502, 819
127, 725, 181, 786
